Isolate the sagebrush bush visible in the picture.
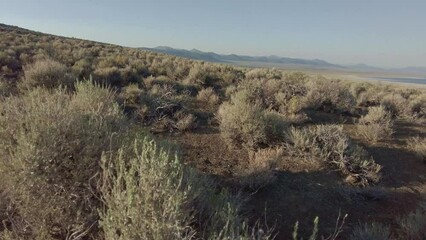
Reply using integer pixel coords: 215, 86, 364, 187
218, 89, 268, 149
358, 106, 394, 142
184, 63, 218, 86
218, 86, 289, 149
379, 92, 425, 121
349, 222, 392, 240
100, 136, 271, 239
197, 87, 220, 105
120, 83, 144, 104
19, 58, 74, 90
286, 125, 381, 186
408, 137, 426, 162
264, 110, 288, 141
0, 81, 126, 238
304, 78, 355, 113
100, 137, 197, 240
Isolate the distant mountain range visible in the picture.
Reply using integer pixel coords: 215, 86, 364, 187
141, 46, 343, 70
142, 46, 426, 75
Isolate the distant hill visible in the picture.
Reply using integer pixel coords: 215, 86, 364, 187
141, 46, 344, 70
142, 46, 426, 75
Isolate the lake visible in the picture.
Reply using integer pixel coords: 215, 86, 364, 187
370, 77, 426, 85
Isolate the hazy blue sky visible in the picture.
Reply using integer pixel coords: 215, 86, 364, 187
1, 0, 425, 68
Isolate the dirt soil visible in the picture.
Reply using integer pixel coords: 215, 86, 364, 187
158, 111, 426, 239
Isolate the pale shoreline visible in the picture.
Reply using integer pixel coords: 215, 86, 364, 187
337, 74, 426, 89
279, 68, 426, 89
327, 73, 426, 89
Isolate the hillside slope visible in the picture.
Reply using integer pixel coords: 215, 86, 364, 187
0, 23, 425, 240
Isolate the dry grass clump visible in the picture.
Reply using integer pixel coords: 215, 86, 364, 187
239, 147, 284, 191
399, 202, 426, 240
19, 58, 74, 90
407, 137, 426, 162
197, 87, 220, 105
357, 106, 394, 142
286, 125, 381, 186
349, 222, 392, 240
0, 81, 126, 238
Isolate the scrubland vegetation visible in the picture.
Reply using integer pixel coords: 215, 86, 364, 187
0, 24, 425, 239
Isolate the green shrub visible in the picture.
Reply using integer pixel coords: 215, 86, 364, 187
357, 106, 394, 142
349, 222, 392, 240
0, 81, 125, 238
19, 58, 74, 90
286, 125, 381, 186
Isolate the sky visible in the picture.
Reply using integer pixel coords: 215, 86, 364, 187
0, 0, 425, 68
